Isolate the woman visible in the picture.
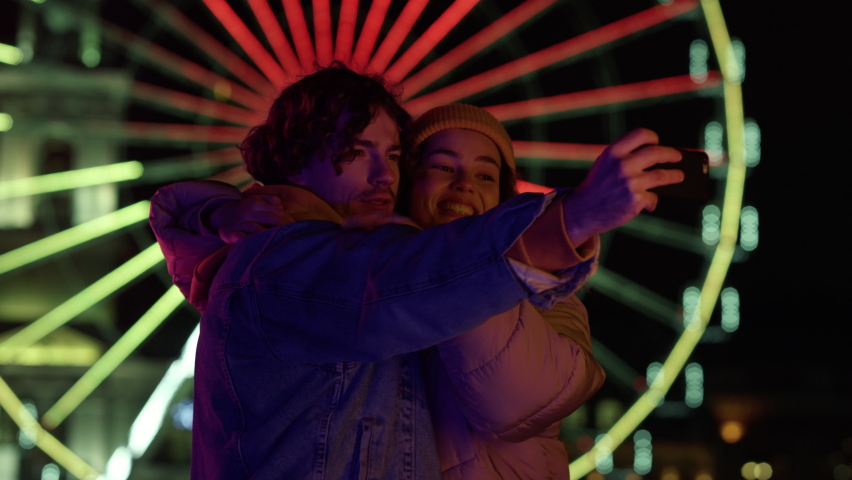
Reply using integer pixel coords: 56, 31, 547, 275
402, 104, 604, 479
149, 104, 604, 479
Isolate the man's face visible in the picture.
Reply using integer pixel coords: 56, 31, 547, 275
409, 128, 502, 229
291, 108, 401, 226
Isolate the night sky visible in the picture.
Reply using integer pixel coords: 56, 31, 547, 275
694, 3, 851, 475
711, 3, 849, 388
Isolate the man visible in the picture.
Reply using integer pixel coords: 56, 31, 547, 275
150, 65, 683, 480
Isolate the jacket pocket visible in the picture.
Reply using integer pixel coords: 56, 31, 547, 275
355, 417, 374, 480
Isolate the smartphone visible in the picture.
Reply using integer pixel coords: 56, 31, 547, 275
647, 148, 710, 203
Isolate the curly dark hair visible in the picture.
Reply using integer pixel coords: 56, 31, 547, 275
240, 63, 412, 185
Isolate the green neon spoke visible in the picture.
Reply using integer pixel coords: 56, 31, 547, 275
42, 286, 185, 429
589, 338, 640, 393
617, 214, 705, 254
587, 267, 681, 330
0, 243, 164, 364
0, 201, 150, 277
0, 161, 144, 200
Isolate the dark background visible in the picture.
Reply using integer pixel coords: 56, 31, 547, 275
711, 3, 849, 396
664, 2, 852, 477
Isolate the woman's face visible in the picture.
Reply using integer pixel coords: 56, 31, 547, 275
409, 128, 502, 229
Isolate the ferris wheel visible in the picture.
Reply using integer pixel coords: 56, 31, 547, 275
0, 0, 757, 478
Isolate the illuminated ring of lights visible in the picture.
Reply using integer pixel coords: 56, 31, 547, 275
567, 0, 746, 477
0, 1, 748, 479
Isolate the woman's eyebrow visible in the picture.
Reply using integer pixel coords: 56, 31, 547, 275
475, 155, 500, 169
425, 149, 499, 168
424, 148, 459, 158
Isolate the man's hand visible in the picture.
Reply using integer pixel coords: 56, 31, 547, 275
563, 128, 684, 245
208, 195, 286, 243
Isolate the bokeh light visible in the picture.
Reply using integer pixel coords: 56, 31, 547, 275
0, 43, 24, 65
17, 402, 38, 450
741, 461, 773, 480
754, 462, 772, 480
834, 464, 852, 480
41, 463, 60, 480
0, 112, 13, 132
171, 398, 194, 431
721, 287, 740, 332
646, 362, 665, 389
633, 429, 653, 475
682, 287, 701, 330
80, 47, 101, 68
594, 434, 614, 474
741, 462, 757, 479
744, 119, 761, 167
731, 39, 746, 83
702, 205, 721, 245
721, 420, 744, 443
704, 121, 725, 166
79, 17, 101, 68
740, 206, 759, 251
690, 39, 709, 83
661, 466, 681, 480
696, 471, 713, 480
684, 363, 704, 408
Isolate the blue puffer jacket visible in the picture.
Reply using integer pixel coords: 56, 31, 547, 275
149, 181, 597, 480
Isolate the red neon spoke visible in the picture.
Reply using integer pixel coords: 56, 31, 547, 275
313, 0, 334, 67
404, 0, 699, 115
208, 164, 253, 186
367, 0, 430, 74
400, 0, 557, 99
517, 180, 554, 194
483, 72, 722, 121
131, 82, 266, 127
81, 122, 250, 144
384, 0, 480, 83
100, 23, 270, 112
143, 148, 245, 180
247, 0, 302, 76
191, 148, 244, 167
334, 0, 360, 64
201, 0, 287, 85
282, 0, 317, 71
138, 0, 277, 97
512, 141, 607, 161
352, 0, 392, 69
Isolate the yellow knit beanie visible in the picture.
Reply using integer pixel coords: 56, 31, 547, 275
411, 104, 515, 171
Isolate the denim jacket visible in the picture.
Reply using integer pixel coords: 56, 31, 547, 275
150, 182, 596, 479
